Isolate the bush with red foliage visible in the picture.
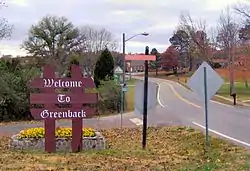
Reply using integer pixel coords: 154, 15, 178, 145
161, 46, 179, 71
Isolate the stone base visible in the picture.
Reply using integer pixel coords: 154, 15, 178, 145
9, 132, 106, 152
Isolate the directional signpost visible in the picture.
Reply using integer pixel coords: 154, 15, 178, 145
187, 61, 224, 149
125, 47, 156, 149
114, 66, 123, 84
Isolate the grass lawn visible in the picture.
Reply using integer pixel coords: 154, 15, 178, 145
149, 71, 250, 103
125, 84, 135, 111
126, 78, 136, 85
217, 82, 250, 101
1, 126, 250, 170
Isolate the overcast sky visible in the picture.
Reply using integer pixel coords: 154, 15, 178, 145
0, 0, 248, 56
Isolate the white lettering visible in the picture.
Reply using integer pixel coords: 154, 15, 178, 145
54, 81, 58, 87
40, 110, 49, 118
54, 112, 58, 118
43, 79, 54, 87
40, 109, 87, 119
73, 112, 77, 117
68, 110, 73, 117
81, 110, 86, 117
78, 81, 83, 87
65, 81, 70, 87
43, 79, 84, 88
58, 112, 62, 118
57, 94, 71, 103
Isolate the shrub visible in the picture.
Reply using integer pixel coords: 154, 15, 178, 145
97, 80, 121, 113
94, 48, 114, 87
0, 59, 41, 121
18, 127, 96, 139
212, 62, 222, 69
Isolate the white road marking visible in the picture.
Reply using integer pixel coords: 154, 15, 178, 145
165, 80, 233, 108
133, 77, 165, 108
210, 100, 232, 107
130, 118, 143, 126
156, 83, 165, 108
192, 121, 250, 147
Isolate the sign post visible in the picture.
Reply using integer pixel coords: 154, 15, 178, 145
142, 46, 149, 149
125, 48, 156, 149
120, 83, 127, 128
187, 61, 224, 150
29, 64, 98, 153
203, 67, 209, 147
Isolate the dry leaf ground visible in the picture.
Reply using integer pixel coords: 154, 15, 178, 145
0, 126, 250, 170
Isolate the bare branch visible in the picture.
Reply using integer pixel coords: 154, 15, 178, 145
79, 26, 117, 76
233, 2, 250, 19
178, 12, 210, 61
0, 2, 13, 40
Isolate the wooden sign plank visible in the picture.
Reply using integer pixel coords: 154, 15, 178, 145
71, 65, 85, 152
30, 107, 96, 120
125, 54, 156, 61
42, 65, 56, 152
29, 77, 96, 89
30, 93, 98, 104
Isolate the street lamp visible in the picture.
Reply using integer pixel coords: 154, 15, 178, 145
122, 32, 149, 85
120, 32, 149, 125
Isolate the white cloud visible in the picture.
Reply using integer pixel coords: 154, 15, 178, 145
205, 0, 245, 11
9, 0, 29, 7
0, 0, 246, 56
0, 44, 26, 56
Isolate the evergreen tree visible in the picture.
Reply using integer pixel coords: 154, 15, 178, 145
94, 48, 114, 87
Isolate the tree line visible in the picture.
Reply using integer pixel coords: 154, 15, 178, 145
1, 2, 250, 121
0, 3, 123, 121
163, 3, 250, 94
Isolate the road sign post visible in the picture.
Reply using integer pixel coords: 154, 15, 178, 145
142, 46, 149, 149
187, 61, 224, 151
120, 83, 127, 128
203, 67, 209, 147
125, 48, 156, 149
142, 59, 149, 149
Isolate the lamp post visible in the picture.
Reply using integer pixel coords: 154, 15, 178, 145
120, 32, 149, 127
122, 32, 149, 84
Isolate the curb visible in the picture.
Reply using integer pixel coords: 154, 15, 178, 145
175, 80, 250, 107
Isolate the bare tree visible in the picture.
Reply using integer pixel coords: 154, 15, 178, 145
234, 3, 250, 88
234, 2, 250, 19
178, 12, 211, 70
79, 26, 117, 76
0, 2, 13, 40
81, 26, 117, 53
216, 7, 239, 95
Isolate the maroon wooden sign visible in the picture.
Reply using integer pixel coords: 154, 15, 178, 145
29, 65, 98, 153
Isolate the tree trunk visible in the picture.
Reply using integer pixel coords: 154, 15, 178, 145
229, 51, 235, 95
155, 67, 158, 76
245, 80, 248, 88
243, 71, 249, 88
189, 55, 193, 71
173, 66, 177, 75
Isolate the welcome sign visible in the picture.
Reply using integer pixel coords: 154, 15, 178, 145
29, 65, 98, 152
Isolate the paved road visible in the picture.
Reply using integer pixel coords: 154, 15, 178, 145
1, 75, 250, 149
135, 76, 250, 149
